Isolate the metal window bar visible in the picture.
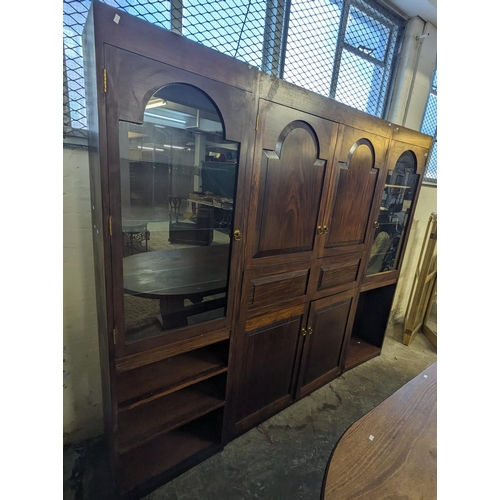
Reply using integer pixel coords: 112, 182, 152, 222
63, 0, 405, 138
421, 67, 437, 183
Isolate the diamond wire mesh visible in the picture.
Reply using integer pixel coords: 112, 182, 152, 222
282, 0, 341, 98
63, 0, 404, 136
421, 70, 437, 182
333, 2, 400, 117
63, 0, 171, 135
183, 1, 268, 69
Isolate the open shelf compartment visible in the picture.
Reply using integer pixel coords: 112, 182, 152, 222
118, 407, 224, 495
344, 284, 397, 371
115, 340, 229, 408
116, 373, 227, 453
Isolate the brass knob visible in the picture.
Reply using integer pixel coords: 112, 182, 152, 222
317, 225, 324, 235
233, 229, 242, 241
374, 221, 379, 229
307, 326, 313, 335
301, 327, 307, 336
323, 225, 328, 233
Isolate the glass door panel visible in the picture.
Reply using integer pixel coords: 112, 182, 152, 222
366, 151, 418, 276
119, 84, 239, 343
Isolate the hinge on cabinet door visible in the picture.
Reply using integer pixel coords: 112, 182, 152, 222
108, 216, 113, 236
255, 113, 259, 131
113, 328, 117, 345
103, 68, 107, 93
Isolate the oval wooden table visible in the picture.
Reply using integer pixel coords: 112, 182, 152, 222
322, 363, 437, 500
123, 244, 231, 329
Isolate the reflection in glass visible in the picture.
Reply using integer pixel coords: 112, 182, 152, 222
119, 84, 239, 343
367, 151, 418, 275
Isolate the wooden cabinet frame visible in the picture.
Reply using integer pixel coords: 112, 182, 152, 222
83, 3, 433, 498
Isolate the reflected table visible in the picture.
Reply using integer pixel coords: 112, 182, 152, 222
123, 244, 230, 329
322, 363, 437, 500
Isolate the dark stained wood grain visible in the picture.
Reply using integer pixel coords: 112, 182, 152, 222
119, 409, 224, 495
244, 100, 338, 269
106, 45, 250, 143
84, 3, 436, 496
247, 267, 310, 310
343, 336, 381, 371
351, 284, 396, 347
258, 73, 394, 139
123, 245, 230, 298
255, 125, 326, 257
329, 148, 377, 245
115, 329, 230, 373
116, 374, 226, 453
360, 140, 430, 289
391, 124, 434, 149
236, 316, 304, 421
296, 292, 353, 398
314, 253, 362, 298
115, 342, 229, 408
322, 363, 437, 500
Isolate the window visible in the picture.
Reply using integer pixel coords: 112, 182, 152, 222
420, 68, 437, 183
63, 0, 405, 137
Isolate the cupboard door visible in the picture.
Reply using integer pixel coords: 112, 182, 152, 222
103, 45, 254, 355
321, 126, 388, 256
232, 304, 308, 433
247, 100, 338, 265
296, 291, 354, 399
363, 140, 430, 286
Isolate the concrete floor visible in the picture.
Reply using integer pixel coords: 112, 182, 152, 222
63, 321, 437, 500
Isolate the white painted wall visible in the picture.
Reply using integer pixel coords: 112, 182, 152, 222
63, 147, 103, 444
62, 16, 437, 445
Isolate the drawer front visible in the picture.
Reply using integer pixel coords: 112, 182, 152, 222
315, 253, 362, 297
243, 263, 312, 313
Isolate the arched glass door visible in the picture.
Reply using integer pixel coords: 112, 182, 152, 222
119, 84, 239, 343
366, 150, 418, 276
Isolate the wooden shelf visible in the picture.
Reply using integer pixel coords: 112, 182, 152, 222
118, 409, 223, 494
344, 337, 381, 371
116, 342, 229, 408
116, 374, 226, 453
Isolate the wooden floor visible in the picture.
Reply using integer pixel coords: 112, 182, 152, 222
322, 363, 437, 500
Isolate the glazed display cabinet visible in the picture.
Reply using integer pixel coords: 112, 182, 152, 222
83, 2, 433, 498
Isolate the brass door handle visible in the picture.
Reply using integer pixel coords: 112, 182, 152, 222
317, 225, 324, 235
233, 229, 242, 241
374, 221, 379, 229
323, 225, 328, 233
307, 326, 313, 335
301, 327, 307, 336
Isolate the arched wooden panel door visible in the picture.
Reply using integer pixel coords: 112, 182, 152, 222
320, 126, 389, 258
246, 100, 338, 267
